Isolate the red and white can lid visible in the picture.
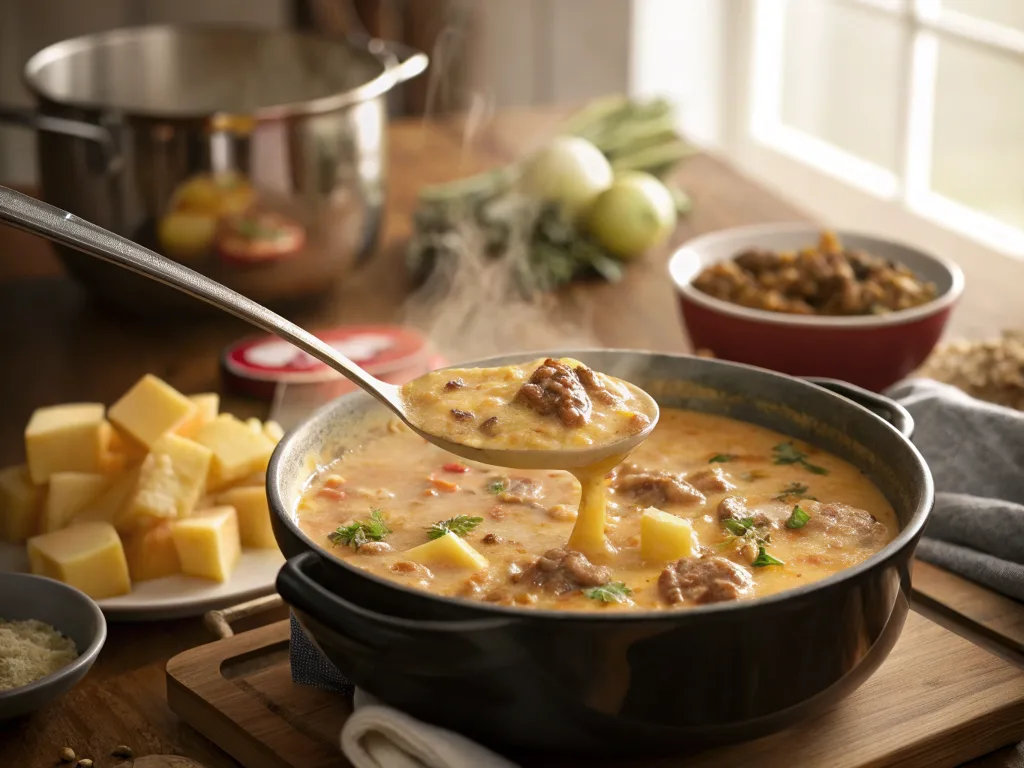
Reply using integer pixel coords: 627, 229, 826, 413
221, 325, 443, 400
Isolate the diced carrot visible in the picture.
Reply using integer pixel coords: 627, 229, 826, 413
428, 475, 459, 493
324, 474, 346, 489
422, 488, 439, 498
317, 486, 347, 501
443, 462, 470, 473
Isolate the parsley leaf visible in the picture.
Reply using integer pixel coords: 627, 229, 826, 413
772, 442, 828, 475
328, 508, 391, 549
786, 505, 810, 529
774, 481, 818, 501
427, 515, 484, 540
583, 582, 633, 604
723, 518, 754, 536
752, 545, 785, 567
709, 453, 737, 463
486, 478, 508, 495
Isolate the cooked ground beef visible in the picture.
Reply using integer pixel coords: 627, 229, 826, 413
479, 416, 500, 436
574, 364, 620, 406
613, 465, 706, 506
444, 378, 465, 391
515, 359, 592, 427
717, 496, 777, 528
687, 467, 736, 493
450, 408, 474, 421
526, 548, 612, 595
390, 561, 432, 579
658, 556, 755, 605
357, 541, 393, 555
800, 501, 888, 546
498, 477, 543, 505
481, 533, 504, 545
692, 230, 937, 316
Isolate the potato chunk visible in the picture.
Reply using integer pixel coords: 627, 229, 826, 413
0, 465, 44, 543
640, 507, 700, 562
119, 434, 212, 532
108, 374, 197, 448
25, 403, 108, 483
194, 415, 275, 490
171, 506, 241, 582
403, 531, 489, 571
28, 521, 131, 599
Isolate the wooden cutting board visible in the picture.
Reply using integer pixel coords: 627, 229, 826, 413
166, 610, 1024, 768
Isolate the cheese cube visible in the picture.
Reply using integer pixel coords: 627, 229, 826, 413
176, 393, 220, 439
28, 522, 131, 599
245, 418, 263, 435
403, 531, 488, 571
171, 506, 241, 582
25, 403, 108, 483
263, 420, 285, 444
76, 466, 140, 526
43, 472, 111, 533
194, 415, 275, 490
0, 465, 44, 542
123, 522, 181, 581
640, 507, 700, 562
216, 486, 277, 549
119, 434, 212, 532
108, 374, 197, 448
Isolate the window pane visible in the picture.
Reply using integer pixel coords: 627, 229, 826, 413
931, 37, 1024, 229
939, 0, 1024, 33
779, 0, 904, 171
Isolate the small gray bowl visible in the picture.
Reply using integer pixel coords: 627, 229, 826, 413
0, 573, 106, 719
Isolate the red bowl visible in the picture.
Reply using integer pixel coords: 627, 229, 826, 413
668, 223, 965, 392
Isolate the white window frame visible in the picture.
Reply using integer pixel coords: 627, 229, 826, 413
720, 0, 1024, 261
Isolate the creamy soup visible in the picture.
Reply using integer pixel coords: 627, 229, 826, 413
296, 409, 898, 612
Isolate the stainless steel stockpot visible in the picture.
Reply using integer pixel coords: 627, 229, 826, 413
0, 24, 427, 314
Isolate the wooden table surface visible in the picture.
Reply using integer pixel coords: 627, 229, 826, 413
1, 110, 1022, 768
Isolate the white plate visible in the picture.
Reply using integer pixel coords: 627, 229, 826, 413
0, 543, 284, 621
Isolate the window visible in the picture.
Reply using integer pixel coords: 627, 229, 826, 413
745, 0, 1024, 256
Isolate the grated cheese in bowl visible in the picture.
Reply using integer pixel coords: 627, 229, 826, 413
0, 618, 79, 691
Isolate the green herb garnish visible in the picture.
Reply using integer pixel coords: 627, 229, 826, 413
774, 481, 817, 501
785, 505, 810, 529
584, 582, 633, 604
752, 545, 785, 567
486, 478, 508, 494
723, 518, 754, 536
328, 508, 391, 549
427, 515, 484, 540
709, 453, 737, 463
772, 442, 828, 475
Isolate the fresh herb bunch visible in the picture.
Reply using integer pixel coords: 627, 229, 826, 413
584, 582, 634, 604
328, 509, 391, 549
427, 515, 484, 540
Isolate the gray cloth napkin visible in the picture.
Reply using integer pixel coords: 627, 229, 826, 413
887, 378, 1024, 601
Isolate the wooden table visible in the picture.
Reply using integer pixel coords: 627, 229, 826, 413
1, 111, 1022, 768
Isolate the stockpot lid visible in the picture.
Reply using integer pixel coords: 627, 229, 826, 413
23, 24, 406, 121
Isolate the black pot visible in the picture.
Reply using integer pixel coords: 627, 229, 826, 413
268, 351, 932, 755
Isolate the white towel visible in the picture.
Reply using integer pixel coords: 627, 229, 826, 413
339, 690, 520, 768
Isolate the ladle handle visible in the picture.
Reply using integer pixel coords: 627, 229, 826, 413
0, 185, 397, 411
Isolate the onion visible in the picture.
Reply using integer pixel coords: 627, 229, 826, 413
586, 171, 677, 259
519, 136, 613, 220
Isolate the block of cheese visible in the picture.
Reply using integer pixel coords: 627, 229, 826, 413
194, 415, 275, 490
123, 522, 181, 581
76, 466, 140, 526
263, 420, 285, 444
216, 486, 277, 549
25, 403, 108, 483
171, 506, 241, 582
403, 531, 488, 570
42, 472, 111, 533
0, 465, 44, 543
640, 507, 700, 562
119, 434, 212, 532
27, 522, 131, 599
176, 393, 220, 439
108, 374, 197, 448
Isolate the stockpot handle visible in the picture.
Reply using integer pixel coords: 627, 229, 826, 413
0, 104, 120, 175
804, 377, 915, 440
365, 38, 429, 85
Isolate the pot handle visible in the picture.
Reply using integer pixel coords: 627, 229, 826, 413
366, 38, 429, 85
804, 377, 915, 440
277, 551, 517, 633
0, 104, 114, 147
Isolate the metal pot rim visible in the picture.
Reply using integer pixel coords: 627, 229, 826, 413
23, 23, 421, 122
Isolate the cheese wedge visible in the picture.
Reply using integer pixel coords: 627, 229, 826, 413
216, 486, 277, 549
194, 415, 275, 490
0, 465, 44, 543
43, 472, 111, 533
27, 522, 131, 599
108, 374, 197, 448
119, 434, 212, 532
403, 531, 488, 570
171, 506, 241, 582
76, 466, 141, 526
640, 507, 700, 562
176, 393, 220, 439
263, 420, 285, 444
123, 521, 181, 581
25, 403, 108, 483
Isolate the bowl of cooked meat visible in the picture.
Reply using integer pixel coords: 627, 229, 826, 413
270, 350, 932, 755
668, 224, 965, 391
